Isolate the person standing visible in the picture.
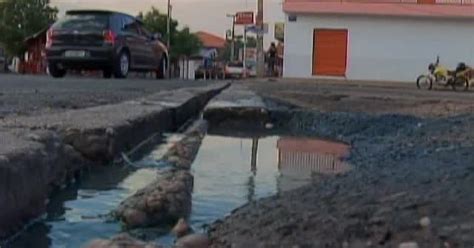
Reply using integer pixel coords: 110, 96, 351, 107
267, 42, 277, 77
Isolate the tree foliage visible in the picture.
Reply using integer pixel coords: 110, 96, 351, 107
173, 27, 202, 59
0, 0, 57, 55
138, 7, 201, 61
138, 7, 178, 46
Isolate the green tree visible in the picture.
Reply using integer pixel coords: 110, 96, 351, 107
138, 8, 201, 59
0, 0, 57, 55
138, 7, 178, 47
174, 26, 202, 79
174, 27, 202, 59
139, 7, 201, 78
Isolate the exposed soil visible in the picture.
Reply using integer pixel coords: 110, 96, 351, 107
208, 80, 474, 247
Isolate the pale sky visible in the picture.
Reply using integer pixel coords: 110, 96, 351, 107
50, 0, 285, 44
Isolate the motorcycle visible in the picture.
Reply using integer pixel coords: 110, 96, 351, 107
417, 57, 469, 91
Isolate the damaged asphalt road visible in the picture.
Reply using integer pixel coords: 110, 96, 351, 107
0, 74, 215, 118
0, 79, 228, 241
2, 78, 474, 247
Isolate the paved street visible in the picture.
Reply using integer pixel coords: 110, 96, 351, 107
0, 74, 215, 118
246, 78, 474, 117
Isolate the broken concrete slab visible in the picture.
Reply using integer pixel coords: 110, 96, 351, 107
0, 129, 90, 239
1, 83, 227, 162
204, 84, 266, 109
203, 84, 270, 129
0, 83, 229, 240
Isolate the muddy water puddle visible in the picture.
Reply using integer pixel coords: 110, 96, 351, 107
156, 135, 350, 245
6, 134, 350, 248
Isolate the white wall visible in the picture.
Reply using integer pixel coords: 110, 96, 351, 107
284, 14, 474, 82
179, 59, 199, 80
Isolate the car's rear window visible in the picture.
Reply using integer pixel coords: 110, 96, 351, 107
53, 13, 109, 31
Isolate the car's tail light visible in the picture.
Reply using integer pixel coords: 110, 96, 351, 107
46, 28, 54, 48
103, 30, 116, 45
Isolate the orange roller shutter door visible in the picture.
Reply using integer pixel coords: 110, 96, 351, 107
313, 29, 348, 77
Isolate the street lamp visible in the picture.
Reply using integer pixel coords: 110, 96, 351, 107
226, 14, 236, 62
167, 0, 172, 78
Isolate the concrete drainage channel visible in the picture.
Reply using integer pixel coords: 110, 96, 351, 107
1, 84, 353, 248
0, 83, 229, 246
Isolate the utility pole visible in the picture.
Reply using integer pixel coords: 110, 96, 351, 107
256, 0, 265, 77
243, 25, 247, 77
166, 0, 171, 78
227, 14, 236, 62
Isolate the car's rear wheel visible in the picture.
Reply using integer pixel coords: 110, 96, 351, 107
156, 56, 167, 79
48, 63, 66, 78
114, 51, 130, 79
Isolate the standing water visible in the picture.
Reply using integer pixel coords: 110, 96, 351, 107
156, 134, 350, 245
5, 134, 350, 247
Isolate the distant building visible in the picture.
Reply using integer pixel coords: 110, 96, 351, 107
179, 31, 226, 80
195, 31, 227, 58
283, 0, 474, 82
23, 27, 48, 74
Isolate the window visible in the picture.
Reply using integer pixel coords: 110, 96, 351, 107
111, 14, 124, 33
122, 16, 140, 35
138, 24, 151, 38
53, 13, 109, 31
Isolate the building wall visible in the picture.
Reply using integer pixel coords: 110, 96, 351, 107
179, 59, 199, 80
284, 14, 474, 82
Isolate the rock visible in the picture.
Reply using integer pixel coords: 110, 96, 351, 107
419, 216, 431, 228
123, 209, 148, 228
85, 233, 162, 248
172, 218, 191, 238
105, 127, 115, 136
26, 133, 41, 142
146, 194, 165, 212
175, 234, 210, 248
399, 242, 419, 248
116, 170, 193, 228
85, 239, 111, 248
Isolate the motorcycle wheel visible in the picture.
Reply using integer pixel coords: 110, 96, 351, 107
416, 75, 433, 90
451, 77, 469, 92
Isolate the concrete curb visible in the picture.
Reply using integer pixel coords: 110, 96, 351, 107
0, 82, 229, 240
203, 84, 270, 128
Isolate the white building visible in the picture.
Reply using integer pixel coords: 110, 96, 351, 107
179, 31, 226, 80
283, 0, 474, 82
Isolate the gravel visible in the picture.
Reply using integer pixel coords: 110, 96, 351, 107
209, 110, 474, 247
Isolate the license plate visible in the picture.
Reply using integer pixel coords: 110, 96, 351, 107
65, 50, 87, 57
